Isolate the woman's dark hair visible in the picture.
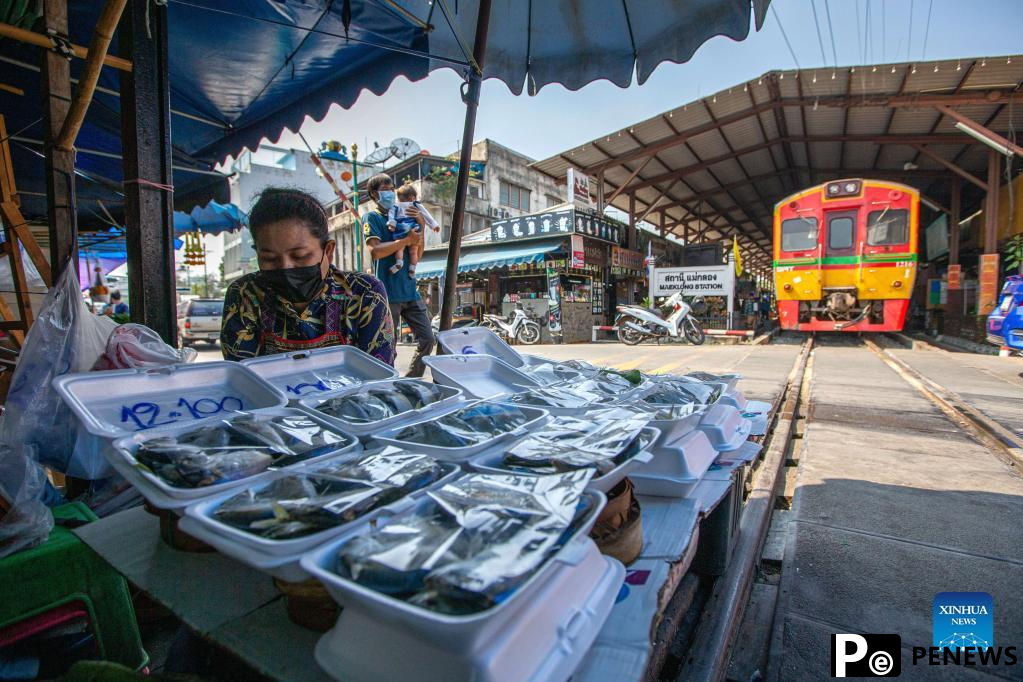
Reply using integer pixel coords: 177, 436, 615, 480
248, 187, 328, 247
366, 173, 393, 201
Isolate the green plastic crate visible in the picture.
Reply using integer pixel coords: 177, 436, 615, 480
0, 502, 148, 670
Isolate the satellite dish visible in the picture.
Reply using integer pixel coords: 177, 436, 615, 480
363, 144, 394, 165
390, 137, 421, 161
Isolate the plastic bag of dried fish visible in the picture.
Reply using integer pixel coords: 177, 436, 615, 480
500, 409, 651, 475
316, 380, 446, 424
134, 439, 274, 488
644, 378, 722, 405
393, 403, 531, 448
236, 414, 353, 467
212, 452, 447, 540
335, 470, 593, 614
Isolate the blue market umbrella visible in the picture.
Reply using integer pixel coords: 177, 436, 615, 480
187, 201, 249, 235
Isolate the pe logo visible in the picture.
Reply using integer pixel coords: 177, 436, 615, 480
933, 592, 992, 650
831, 634, 901, 677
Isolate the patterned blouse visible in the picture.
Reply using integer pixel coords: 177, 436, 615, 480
220, 266, 395, 365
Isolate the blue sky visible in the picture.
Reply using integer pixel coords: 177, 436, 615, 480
274, 0, 1023, 162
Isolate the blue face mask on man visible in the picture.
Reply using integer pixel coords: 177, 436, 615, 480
377, 190, 396, 210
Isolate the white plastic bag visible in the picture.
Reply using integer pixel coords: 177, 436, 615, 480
94, 323, 196, 370
0, 264, 115, 474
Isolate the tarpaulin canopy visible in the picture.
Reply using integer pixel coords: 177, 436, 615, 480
416, 238, 564, 278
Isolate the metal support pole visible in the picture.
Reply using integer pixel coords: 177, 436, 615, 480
949, 177, 961, 265
627, 192, 637, 250
120, 0, 176, 343
352, 144, 363, 273
41, 0, 78, 282
596, 170, 605, 212
438, 0, 492, 333
984, 150, 1000, 254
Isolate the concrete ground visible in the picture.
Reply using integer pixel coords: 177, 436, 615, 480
769, 337, 1023, 681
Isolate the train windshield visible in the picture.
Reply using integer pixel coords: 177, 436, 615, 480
867, 209, 909, 245
781, 217, 819, 251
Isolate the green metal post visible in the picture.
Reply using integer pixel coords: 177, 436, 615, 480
352, 144, 363, 273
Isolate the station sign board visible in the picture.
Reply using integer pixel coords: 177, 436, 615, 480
652, 264, 735, 298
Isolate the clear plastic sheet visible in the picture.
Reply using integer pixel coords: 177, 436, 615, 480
316, 380, 447, 424
500, 409, 652, 475
502, 383, 618, 410
684, 371, 741, 385
518, 362, 578, 385
131, 414, 354, 488
213, 453, 447, 540
393, 403, 531, 449
336, 470, 593, 614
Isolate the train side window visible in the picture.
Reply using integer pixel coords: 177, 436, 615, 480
867, 209, 909, 246
828, 216, 855, 251
781, 217, 819, 251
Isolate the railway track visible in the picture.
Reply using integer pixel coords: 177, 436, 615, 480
676, 331, 1021, 681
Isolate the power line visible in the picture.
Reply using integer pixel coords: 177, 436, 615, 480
921, 0, 934, 60
855, 0, 863, 64
771, 4, 802, 70
810, 0, 828, 66
907, 0, 915, 61
864, 0, 871, 65
824, 0, 839, 67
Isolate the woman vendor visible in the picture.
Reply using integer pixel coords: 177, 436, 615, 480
220, 187, 395, 365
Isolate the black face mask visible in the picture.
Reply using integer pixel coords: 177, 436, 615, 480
257, 253, 326, 304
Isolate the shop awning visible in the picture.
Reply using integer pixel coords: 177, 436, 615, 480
416, 239, 564, 279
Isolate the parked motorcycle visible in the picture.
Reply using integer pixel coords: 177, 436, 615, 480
615, 292, 706, 345
482, 303, 542, 345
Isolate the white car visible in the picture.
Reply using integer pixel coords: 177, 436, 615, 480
177, 298, 224, 347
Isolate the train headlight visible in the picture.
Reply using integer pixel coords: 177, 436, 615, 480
827, 183, 840, 195
892, 280, 903, 288
844, 182, 858, 193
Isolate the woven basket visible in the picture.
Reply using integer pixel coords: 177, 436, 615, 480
273, 577, 339, 632
591, 496, 643, 566
145, 501, 214, 553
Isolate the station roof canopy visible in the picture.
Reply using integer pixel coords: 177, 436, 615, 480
532, 55, 1023, 269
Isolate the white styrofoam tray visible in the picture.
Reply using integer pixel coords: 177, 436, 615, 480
301, 489, 606, 655
467, 427, 658, 494
182, 456, 461, 557
630, 429, 720, 498
241, 346, 397, 400
626, 393, 751, 453
297, 379, 464, 437
109, 407, 362, 509
423, 354, 541, 399
53, 361, 287, 440
371, 403, 549, 461
435, 326, 525, 366
313, 538, 623, 682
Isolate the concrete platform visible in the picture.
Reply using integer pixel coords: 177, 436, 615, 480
769, 341, 1023, 681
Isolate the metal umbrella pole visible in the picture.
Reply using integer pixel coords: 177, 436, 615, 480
437, 0, 492, 334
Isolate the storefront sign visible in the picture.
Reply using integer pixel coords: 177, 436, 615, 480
584, 240, 608, 268
978, 254, 1000, 315
652, 265, 735, 298
566, 167, 593, 208
611, 246, 643, 271
947, 264, 961, 290
573, 210, 625, 245
571, 235, 585, 269
491, 207, 625, 246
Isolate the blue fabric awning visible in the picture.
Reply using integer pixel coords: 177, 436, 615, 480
416, 238, 564, 279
